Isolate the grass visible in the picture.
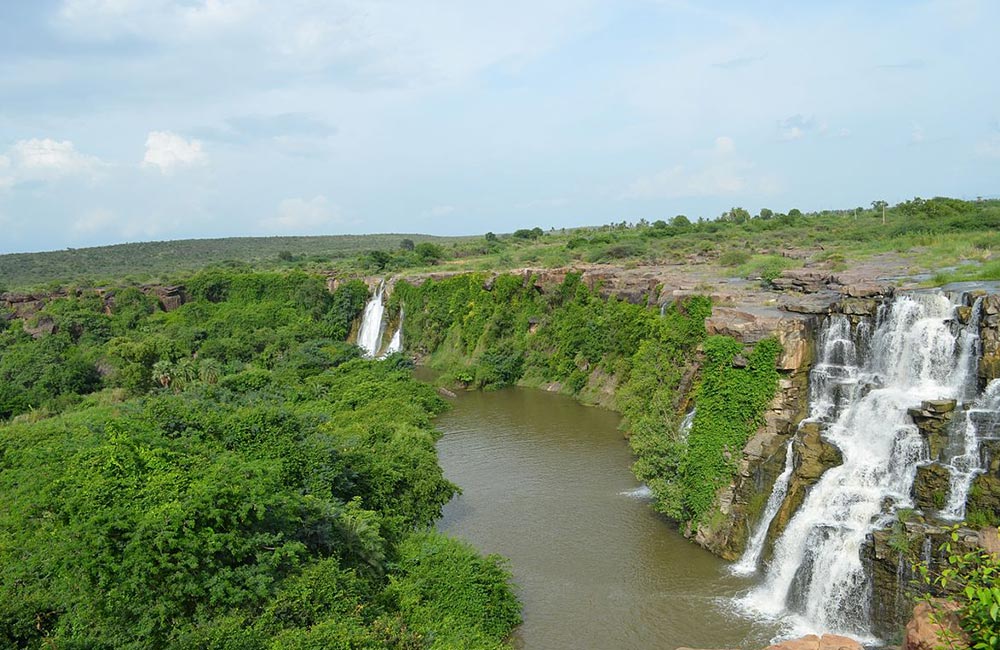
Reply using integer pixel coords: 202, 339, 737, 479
1, 196, 998, 291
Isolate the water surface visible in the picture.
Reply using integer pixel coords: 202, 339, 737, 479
433, 385, 776, 650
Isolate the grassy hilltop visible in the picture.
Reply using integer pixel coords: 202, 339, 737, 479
1, 196, 999, 291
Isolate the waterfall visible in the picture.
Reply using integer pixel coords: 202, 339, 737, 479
738, 293, 982, 640
679, 407, 696, 440
941, 378, 1000, 519
381, 309, 404, 358
731, 440, 795, 576
357, 282, 386, 357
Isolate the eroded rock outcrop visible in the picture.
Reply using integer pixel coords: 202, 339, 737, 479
908, 399, 958, 460
904, 601, 967, 650
693, 308, 814, 558
980, 294, 1000, 385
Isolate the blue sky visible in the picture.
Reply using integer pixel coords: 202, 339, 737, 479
1, 0, 998, 254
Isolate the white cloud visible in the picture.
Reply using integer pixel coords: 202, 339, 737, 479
8, 138, 107, 180
624, 136, 778, 200
0, 139, 107, 187
911, 122, 926, 144
142, 131, 206, 173
261, 196, 343, 232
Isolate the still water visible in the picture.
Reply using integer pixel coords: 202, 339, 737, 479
434, 385, 778, 650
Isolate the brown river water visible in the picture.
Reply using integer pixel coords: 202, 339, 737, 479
432, 384, 781, 650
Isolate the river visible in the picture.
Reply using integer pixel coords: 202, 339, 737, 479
433, 384, 779, 650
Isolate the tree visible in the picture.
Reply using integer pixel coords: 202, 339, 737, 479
415, 243, 444, 264
758, 208, 774, 220
787, 208, 803, 219
721, 207, 751, 223
512, 228, 542, 240
872, 200, 888, 225
484, 232, 498, 242
671, 215, 691, 228
399, 239, 415, 251
365, 250, 393, 271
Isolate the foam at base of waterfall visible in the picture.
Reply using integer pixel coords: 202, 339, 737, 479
735, 293, 984, 640
620, 485, 653, 499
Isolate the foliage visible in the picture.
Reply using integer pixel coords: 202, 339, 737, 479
914, 527, 1000, 650
386, 532, 522, 649
0, 270, 519, 649
681, 337, 781, 522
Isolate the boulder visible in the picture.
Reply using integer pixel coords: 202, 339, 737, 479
23, 315, 58, 338
912, 463, 951, 512
766, 634, 862, 650
907, 400, 957, 460
904, 601, 967, 650
780, 294, 840, 315
771, 269, 837, 294
840, 282, 894, 299
838, 298, 880, 317
965, 474, 1000, 525
148, 285, 187, 312
770, 423, 842, 539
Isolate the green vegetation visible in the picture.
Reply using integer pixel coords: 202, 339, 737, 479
914, 527, 1000, 650
678, 337, 780, 521
395, 271, 778, 525
0, 270, 519, 649
0, 234, 472, 290
3, 197, 998, 292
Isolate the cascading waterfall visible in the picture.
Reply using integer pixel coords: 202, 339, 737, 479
731, 440, 795, 576
381, 309, 404, 358
357, 282, 386, 357
941, 378, 1000, 519
738, 293, 983, 640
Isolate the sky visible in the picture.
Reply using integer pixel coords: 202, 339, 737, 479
0, 0, 998, 254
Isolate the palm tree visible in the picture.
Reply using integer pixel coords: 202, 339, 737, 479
198, 358, 222, 385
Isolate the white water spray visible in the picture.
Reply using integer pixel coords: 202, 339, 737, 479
731, 440, 795, 576
738, 293, 981, 640
941, 379, 1000, 520
381, 309, 404, 358
679, 408, 696, 440
357, 282, 386, 357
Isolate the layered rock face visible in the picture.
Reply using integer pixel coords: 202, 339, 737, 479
692, 307, 814, 558
2, 285, 188, 337
980, 294, 1000, 384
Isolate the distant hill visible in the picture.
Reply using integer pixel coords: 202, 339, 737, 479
3, 196, 999, 292
0, 234, 472, 290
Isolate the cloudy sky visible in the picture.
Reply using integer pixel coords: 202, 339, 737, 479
1, 0, 998, 253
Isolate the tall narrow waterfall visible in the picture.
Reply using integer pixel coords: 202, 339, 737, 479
381, 309, 404, 357
357, 282, 386, 357
739, 293, 983, 640
731, 440, 795, 576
